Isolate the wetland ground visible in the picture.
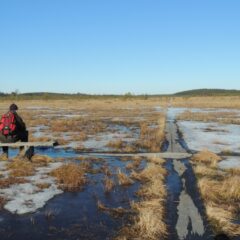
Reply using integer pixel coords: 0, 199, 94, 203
0, 97, 240, 239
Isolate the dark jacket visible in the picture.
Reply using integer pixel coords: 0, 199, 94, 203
12, 111, 26, 133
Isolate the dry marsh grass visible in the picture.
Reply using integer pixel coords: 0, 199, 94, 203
0, 99, 168, 153
148, 156, 165, 165
117, 169, 134, 186
170, 96, 240, 109
138, 115, 166, 152
0, 98, 167, 111
116, 157, 167, 240
131, 162, 166, 183
107, 140, 125, 149
103, 176, 115, 193
192, 150, 222, 167
206, 205, 240, 236
50, 163, 87, 191
29, 135, 52, 143
198, 176, 240, 236
199, 176, 240, 203
0, 97, 239, 120
31, 154, 53, 166
126, 160, 141, 170
130, 199, 167, 239
36, 183, 51, 190
97, 200, 128, 218
0, 177, 28, 188
101, 165, 112, 176
70, 132, 88, 141
50, 118, 107, 137
122, 144, 138, 153
226, 168, 240, 175
194, 165, 222, 179
177, 110, 240, 125
7, 159, 35, 177
192, 151, 240, 236
0, 154, 9, 161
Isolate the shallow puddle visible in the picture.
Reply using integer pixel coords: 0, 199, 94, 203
0, 148, 144, 240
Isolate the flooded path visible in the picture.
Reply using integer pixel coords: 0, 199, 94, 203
165, 117, 212, 240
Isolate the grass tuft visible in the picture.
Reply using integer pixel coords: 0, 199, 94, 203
50, 163, 87, 191
31, 155, 52, 166
192, 150, 222, 167
117, 168, 134, 186
36, 183, 51, 190
97, 200, 127, 218
138, 116, 166, 152
7, 159, 35, 177
104, 176, 115, 193
116, 157, 167, 240
192, 151, 240, 236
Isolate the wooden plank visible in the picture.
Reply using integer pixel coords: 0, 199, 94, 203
0, 141, 57, 147
81, 152, 192, 159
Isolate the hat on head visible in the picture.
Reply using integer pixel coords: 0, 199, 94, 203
9, 103, 18, 111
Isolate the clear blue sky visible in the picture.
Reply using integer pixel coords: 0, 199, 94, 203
0, 0, 239, 94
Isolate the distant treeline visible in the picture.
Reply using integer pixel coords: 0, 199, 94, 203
0, 89, 239, 100
0, 92, 158, 100
173, 89, 240, 96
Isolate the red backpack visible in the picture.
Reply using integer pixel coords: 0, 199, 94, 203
0, 112, 16, 136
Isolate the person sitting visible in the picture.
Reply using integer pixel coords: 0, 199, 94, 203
0, 104, 28, 160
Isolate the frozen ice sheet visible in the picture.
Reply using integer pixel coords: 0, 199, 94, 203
0, 162, 63, 214
178, 121, 240, 154
218, 156, 240, 169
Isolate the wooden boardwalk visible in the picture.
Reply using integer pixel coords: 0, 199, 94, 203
0, 141, 57, 159
0, 141, 57, 148
82, 152, 192, 159
0, 141, 191, 159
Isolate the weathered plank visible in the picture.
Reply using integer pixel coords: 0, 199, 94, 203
81, 152, 192, 159
0, 141, 57, 147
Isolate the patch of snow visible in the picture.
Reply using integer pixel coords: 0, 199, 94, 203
29, 125, 51, 138
61, 114, 88, 118
82, 132, 137, 151
2, 184, 62, 214
218, 156, 240, 169
0, 162, 9, 178
167, 107, 240, 122
167, 108, 202, 121
155, 106, 163, 112
32, 132, 45, 138
82, 138, 110, 150
65, 141, 82, 149
39, 112, 87, 119
0, 162, 7, 171
57, 124, 139, 150
0, 162, 63, 215
111, 116, 145, 121
178, 121, 240, 154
